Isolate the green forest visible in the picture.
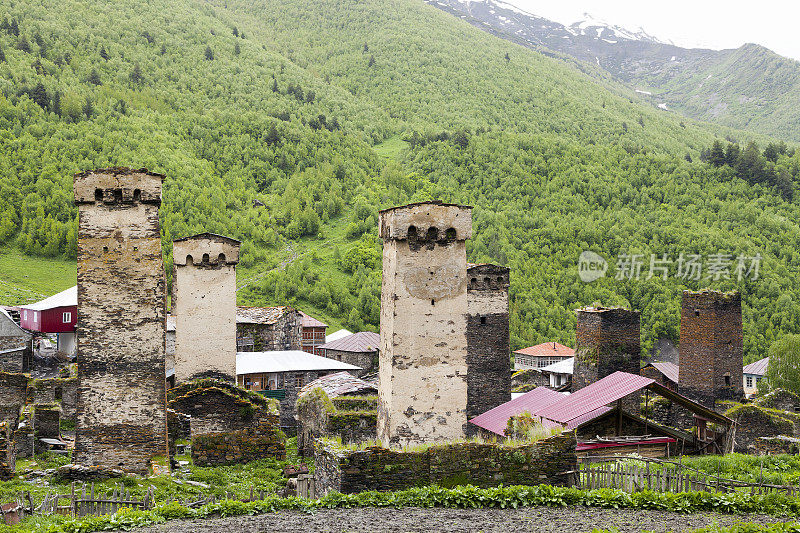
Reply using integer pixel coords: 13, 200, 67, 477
0, 0, 798, 362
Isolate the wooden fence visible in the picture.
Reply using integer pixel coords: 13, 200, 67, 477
37, 483, 155, 518
577, 456, 798, 496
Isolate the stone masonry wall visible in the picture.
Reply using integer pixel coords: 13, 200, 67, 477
296, 389, 377, 457
192, 425, 286, 466
173, 234, 240, 383
678, 290, 743, 408
315, 431, 577, 495
323, 349, 377, 377
73, 168, 168, 474
236, 310, 302, 352
466, 264, 510, 436
32, 377, 77, 420
34, 405, 60, 439
378, 202, 472, 447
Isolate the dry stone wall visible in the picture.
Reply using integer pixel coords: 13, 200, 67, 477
296, 389, 377, 457
315, 431, 577, 495
73, 168, 168, 474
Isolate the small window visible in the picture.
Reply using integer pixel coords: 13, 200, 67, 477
746, 376, 753, 388
724, 375, 731, 387
63, 312, 72, 323
294, 374, 305, 388
480, 316, 486, 324
695, 309, 700, 316
23, 310, 27, 321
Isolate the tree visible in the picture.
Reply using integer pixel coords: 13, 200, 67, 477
764, 335, 800, 395
368, 54, 375, 67
99, 46, 109, 60
363, 42, 369, 52
88, 68, 101, 85
51, 90, 61, 116
234, 41, 240, 55
0, 46, 5, 63
31, 82, 48, 110
271, 78, 278, 92
130, 63, 143, 84
775, 168, 794, 201
204, 45, 214, 60
17, 36, 30, 53
9, 19, 18, 37
504, 52, 510, 62
83, 97, 94, 119
708, 140, 726, 167
724, 143, 740, 167
232, 26, 239, 37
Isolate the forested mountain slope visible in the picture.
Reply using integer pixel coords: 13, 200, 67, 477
426, 0, 800, 142
0, 0, 798, 362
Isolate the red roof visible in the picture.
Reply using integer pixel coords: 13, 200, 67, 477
537, 372, 655, 426
576, 437, 675, 451
650, 362, 679, 384
319, 331, 380, 353
514, 342, 574, 357
469, 387, 564, 436
300, 312, 327, 329
743, 357, 768, 376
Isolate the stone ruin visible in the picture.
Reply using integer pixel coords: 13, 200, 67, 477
172, 233, 241, 383
73, 168, 168, 474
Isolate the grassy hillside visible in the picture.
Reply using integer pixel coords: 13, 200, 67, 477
0, 0, 798, 361
0, 245, 75, 305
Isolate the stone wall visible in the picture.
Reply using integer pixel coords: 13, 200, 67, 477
192, 425, 286, 466
725, 403, 798, 453
573, 307, 640, 392
466, 264, 510, 436
31, 377, 77, 420
166, 409, 190, 458
511, 369, 549, 393
752, 436, 800, 455
280, 370, 328, 435
34, 405, 60, 439
755, 389, 800, 413
0, 421, 14, 480
236, 309, 302, 352
0, 348, 26, 374
678, 290, 743, 408
378, 201, 472, 446
297, 389, 377, 457
323, 349, 377, 377
173, 233, 240, 383
0, 312, 32, 373
315, 431, 577, 495
73, 167, 169, 474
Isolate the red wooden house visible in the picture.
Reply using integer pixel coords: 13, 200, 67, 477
19, 286, 77, 355
300, 312, 327, 356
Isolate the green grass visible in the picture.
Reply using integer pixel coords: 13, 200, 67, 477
0, 246, 76, 306
372, 135, 410, 160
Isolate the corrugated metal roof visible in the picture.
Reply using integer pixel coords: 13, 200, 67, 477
513, 342, 574, 357
319, 331, 380, 353
743, 357, 769, 376
20, 286, 77, 311
236, 306, 294, 325
325, 329, 353, 343
236, 350, 360, 375
300, 311, 327, 329
298, 371, 377, 399
537, 371, 655, 425
565, 406, 613, 429
469, 386, 565, 436
651, 362, 679, 383
540, 357, 574, 375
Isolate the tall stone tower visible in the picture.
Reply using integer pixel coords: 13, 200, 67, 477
378, 201, 472, 447
465, 263, 510, 436
172, 233, 240, 383
573, 306, 641, 391
678, 289, 743, 408
73, 167, 168, 474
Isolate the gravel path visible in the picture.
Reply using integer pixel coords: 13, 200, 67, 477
135, 506, 790, 532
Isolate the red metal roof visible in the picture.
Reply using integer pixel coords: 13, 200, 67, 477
651, 362, 679, 384
537, 371, 655, 425
469, 386, 565, 436
319, 331, 380, 353
513, 342, 574, 357
743, 357, 768, 376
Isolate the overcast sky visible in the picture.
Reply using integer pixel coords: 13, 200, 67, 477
512, 0, 800, 62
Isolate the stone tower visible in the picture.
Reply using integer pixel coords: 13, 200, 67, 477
73, 167, 168, 474
172, 233, 241, 383
465, 263, 510, 436
378, 201, 472, 447
678, 289, 743, 408
573, 306, 641, 391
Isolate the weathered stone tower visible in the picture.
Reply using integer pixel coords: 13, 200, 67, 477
573, 307, 641, 391
678, 289, 743, 408
465, 263, 510, 436
378, 201, 472, 447
172, 233, 240, 383
74, 167, 168, 474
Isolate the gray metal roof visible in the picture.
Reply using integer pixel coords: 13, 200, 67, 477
743, 357, 769, 376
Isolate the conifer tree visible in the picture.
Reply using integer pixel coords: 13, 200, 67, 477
31, 82, 48, 110
204, 45, 214, 60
